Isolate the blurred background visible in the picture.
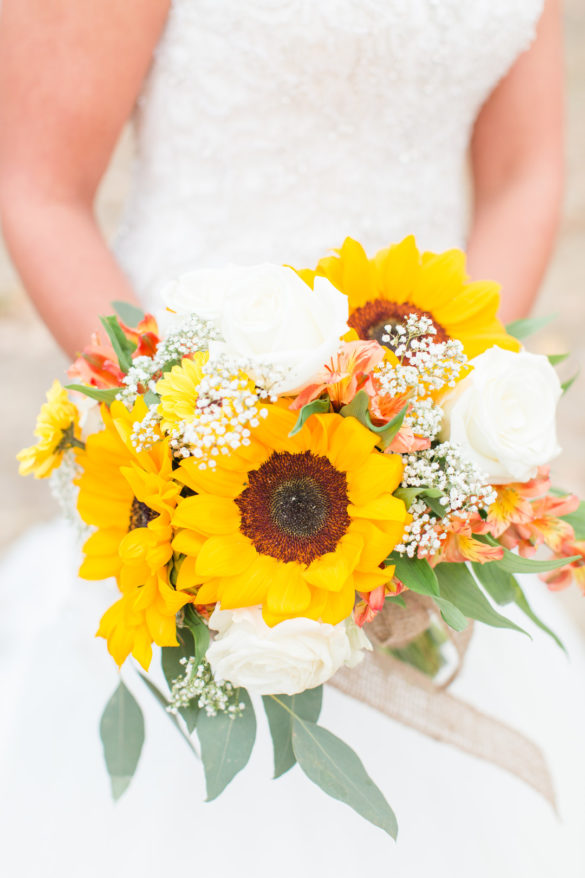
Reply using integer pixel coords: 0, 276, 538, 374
1, 2, 584, 620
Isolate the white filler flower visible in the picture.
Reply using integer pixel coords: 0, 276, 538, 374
207, 606, 371, 696
163, 263, 349, 395
440, 346, 562, 484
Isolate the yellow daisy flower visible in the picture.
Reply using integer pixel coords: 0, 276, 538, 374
76, 398, 191, 667
156, 351, 209, 432
299, 236, 521, 359
171, 405, 409, 627
17, 380, 82, 478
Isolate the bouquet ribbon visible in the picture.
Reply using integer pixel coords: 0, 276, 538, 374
329, 595, 557, 810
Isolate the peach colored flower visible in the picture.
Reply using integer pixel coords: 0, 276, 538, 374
291, 340, 385, 411
427, 515, 504, 566
69, 315, 159, 389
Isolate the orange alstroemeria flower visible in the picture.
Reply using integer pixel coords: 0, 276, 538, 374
69, 314, 159, 390
427, 515, 504, 566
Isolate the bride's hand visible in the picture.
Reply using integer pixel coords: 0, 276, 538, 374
466, 0, 563, 324
0, 0, 170, 358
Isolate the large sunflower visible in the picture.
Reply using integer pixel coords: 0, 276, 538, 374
297, 236, 520, 359
171, 405, 408, 627
76, 398, 190, 667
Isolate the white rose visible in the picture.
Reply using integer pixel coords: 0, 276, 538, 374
207, 606, 372, 696
163, 262, 348, 395
440, 346, 562, 484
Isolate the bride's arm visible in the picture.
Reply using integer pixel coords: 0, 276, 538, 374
467, 0, 563, 323
0, 0, 170, 358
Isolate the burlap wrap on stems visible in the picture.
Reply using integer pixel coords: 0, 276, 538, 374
329, 593, 557, 809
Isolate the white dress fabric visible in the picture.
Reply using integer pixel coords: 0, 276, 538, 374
3, 1, 585, 876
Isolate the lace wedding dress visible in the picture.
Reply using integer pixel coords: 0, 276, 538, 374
2, 2, 585, 875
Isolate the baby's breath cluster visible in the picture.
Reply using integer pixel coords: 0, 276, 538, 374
117, 315, 221, 407
396, 442, 497, 558
49, 450, 91, 538
376, 315, 467, 401
167, 657, 246, 718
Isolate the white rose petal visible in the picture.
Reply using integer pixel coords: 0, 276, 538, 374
207, 606, 372, 696
440, 346, 562, 484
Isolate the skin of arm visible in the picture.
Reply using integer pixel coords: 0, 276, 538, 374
467, 0, 564, 323
0, 0, 170, 358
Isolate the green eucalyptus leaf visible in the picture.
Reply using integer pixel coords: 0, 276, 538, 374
137, 671, 201, 753
112, 300, 146, 327
505, 314, 556, 340
547, 352, 569, 366
197, 688, 256, 801
263, 686, 323, 779
390, 553, 440, 597
99, 680, 145, 800
474, 535, 580, 573
471, 562, 565, 651
291, 717, 398, 839
434, 563, 528, 635
289, 397, 331, 436
66, 384, 120, 405
100, 315, 137, 373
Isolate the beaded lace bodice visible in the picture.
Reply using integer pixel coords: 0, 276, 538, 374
114, 0, 544, 310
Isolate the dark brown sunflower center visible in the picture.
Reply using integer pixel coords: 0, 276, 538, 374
128, 498, 158, 531
235, 450, 350, 565
348, 300, 449, 348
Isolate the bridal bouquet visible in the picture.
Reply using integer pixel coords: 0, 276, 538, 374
18, 237, 584, 837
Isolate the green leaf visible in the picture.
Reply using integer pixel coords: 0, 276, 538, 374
143, 390, 160, 406
99, 680, 145, 801
472, 563, 565, 651
112, 300, 146, 327
197, 688, 256, 801
100, 315, 137, 373
433, 597, 468, 631
137, 671, 200, 755
561, 369, 580, 394
425, 495, 450, 519
340, 390, 408, 448
161, 627, 200, 733
183, 606, 210, 666
291, 717, 398, 839
560, 501, 585, 540
393, 486, 443, 509
263, 687, 323, 779
434, 563, 528, 635
390, 553, 440, 597
386, 594, 407, 609
547, 352, 569, 366
475, 534, 580, 573
66, 384, 120, 405
505, 313, 556, 340
289, 398, 331, 436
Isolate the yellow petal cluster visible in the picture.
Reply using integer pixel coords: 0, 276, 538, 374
171, 405, 409, 627
299, 236, 521, 359
156, 351, 209, 432
76, 398, 190, 668
17, 380, 81, 478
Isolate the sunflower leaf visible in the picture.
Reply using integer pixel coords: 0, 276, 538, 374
291, 716, 398, 839
112, 300, 146, 328
66, 384, 120, 405
263, 687, 323, 779
505, 314, 557, 340
197, 688, 256, 801
340, 390, 408, 448
471, 562, 565, 651
435, 563, 528, 635
99, 680, 145, 801
289, 397, 331, 436
100, 314, 137, 373
474, 534, 580, 573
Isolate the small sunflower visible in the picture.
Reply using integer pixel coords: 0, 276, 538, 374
97, 569, 188, 670
299, 236, 521, 359
171, 405, 408, 627
17, 381, 82, 478
156, 351, 209, 432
